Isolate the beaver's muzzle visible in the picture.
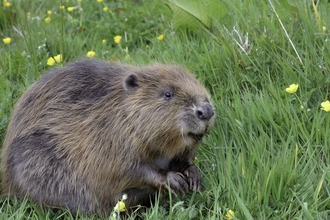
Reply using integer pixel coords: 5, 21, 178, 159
195, 103, 214, 121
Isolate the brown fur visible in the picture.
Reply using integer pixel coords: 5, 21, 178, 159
1, 59, 215, 216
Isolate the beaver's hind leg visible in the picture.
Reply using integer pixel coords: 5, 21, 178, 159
3, 130, 98, 214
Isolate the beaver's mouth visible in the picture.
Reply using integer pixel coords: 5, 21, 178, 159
188, 132, 204, 143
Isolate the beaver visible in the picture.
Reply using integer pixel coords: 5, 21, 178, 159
1, 59, 215, 216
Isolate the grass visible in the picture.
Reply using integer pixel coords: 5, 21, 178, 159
1, 0, 330, 219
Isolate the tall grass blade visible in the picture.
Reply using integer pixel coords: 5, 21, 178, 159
268, 0, 303, 65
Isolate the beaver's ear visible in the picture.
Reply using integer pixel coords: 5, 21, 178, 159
123, 73, 138, 91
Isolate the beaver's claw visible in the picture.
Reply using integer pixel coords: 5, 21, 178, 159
183, 165, 201, 191
164, 171, 189, 196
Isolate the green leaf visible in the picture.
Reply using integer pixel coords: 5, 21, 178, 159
165, 0, 227, 30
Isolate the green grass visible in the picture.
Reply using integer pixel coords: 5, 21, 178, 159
1, 0, 330, 219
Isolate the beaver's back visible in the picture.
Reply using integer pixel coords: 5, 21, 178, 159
1, 60, 133, 214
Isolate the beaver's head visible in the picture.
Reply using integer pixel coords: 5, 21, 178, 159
121, 64, 215, 157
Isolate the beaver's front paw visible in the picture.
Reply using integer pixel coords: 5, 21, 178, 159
164, 171, 188, 196
183, 165, 201, 191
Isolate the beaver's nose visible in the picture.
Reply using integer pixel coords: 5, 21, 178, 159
196, 103, 214, 120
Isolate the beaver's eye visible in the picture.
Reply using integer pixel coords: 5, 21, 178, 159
164, 91, 172, 100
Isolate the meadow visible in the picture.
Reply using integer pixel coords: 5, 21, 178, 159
0, 0, 330, 219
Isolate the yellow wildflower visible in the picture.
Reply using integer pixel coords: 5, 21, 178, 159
102, 39, 106, 44
3, 37, 11, 44
113, 201, 125, 212
114, 35, 122, 44
157, 34, 164, 41
60, 5, 65, 10
77, 0, 82, 2
323, 26, 326, 32
47, 57, 55, 66
225, 209, 235, 220
285, 84, 299, 94
97, 0, 103, 2
47, 10, 52, 15
44, 17, 51, 23
67, 7, 74, 12
54, 54, 62, 63
3, 0, 11, 7
321, 100, 330, 112
87, 51, 96, 57
27, 12, 31, 19
4, 2, 11, 7
103, 6, 108, 12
